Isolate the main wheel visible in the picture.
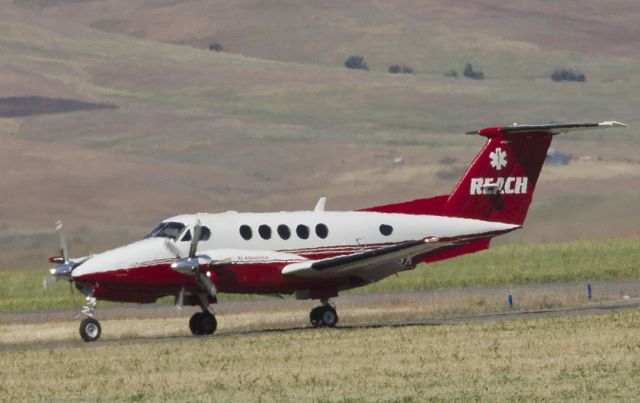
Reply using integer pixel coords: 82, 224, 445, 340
309, 306, 338, 328
189, 312, 217, 336
200, 312, 217, 335
79, 317, 101, 342
309, 306, 323, 327
319, 306, 338, 327
189, 312, 204, 335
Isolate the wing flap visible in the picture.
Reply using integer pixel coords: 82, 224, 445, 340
282, 237, 450, 279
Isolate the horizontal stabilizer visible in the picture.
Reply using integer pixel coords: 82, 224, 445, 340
467, 121, 626, 137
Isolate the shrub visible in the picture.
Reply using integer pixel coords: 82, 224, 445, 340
444, 69, 458, 78
208, 42, 224, 52
551, 68, 586, 82
388, 64, 414, 74
344, 55, 369, 70
463, 63, 484, 80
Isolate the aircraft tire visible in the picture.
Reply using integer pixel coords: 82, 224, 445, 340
320, 306, 338, 327
189, 312, 217, 335
309, 306, 323, 327
200, 312, 217, 335
79, 317, 101, 342
189, 312, 204, 335
309, 306, 338, 328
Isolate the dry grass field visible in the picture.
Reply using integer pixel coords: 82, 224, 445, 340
2, 308, 639, 401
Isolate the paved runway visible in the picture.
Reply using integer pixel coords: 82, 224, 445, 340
2, 279, 639, 351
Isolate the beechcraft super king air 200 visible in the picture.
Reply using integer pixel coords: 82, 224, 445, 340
44, 121, 626, 341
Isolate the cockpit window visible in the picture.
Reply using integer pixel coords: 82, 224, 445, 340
144, 222, 186, 240
181, 227, 211, 242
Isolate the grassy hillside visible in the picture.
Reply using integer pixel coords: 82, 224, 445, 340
0, 0, 638, 271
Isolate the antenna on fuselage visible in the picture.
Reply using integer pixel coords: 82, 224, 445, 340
314, 197, 327, 212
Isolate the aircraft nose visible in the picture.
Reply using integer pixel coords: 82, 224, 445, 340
71, 238, 175, 283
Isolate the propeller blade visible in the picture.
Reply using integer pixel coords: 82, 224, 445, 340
43, 275, 56, 289
69, 281, 80, 320
188, 220, 201, 259
196, 272, 217, 298
164, 239, 183, 259
55, 220, 68, 262
175, 287, 185, 313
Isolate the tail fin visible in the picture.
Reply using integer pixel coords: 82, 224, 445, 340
361, 121, 625, 224
443, 121, 626, 224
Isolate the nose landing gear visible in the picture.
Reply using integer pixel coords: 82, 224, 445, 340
309, 299, 339, 328
79, 293, 101, 342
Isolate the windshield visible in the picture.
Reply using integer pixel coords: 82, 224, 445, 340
144, 222, 186, 240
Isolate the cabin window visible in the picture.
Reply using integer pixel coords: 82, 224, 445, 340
181, 226, 211, 242
296, 224, 310, 239
258, 224, 272, 240
379, 224, 393, 236
277, 224, 291, 240
144, 222, 185, 240
239, 225, 253, 240
315, 223, 329, 239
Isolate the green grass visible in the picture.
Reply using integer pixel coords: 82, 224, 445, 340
358, 238, 640, 293
2, 309, 640, 401
1, 238, 638, 313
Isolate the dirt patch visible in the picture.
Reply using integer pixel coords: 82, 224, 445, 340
0, 96, 116, 118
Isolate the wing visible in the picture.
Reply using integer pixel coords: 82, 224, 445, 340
281, 236, 471, 283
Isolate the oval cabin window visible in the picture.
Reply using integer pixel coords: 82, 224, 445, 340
239, 225, 253, 240
315, 223, 329, 239
277, 224, 291, 240
258, 224, 272, 240
296, 224, 310, 239
379, 224, 393, 236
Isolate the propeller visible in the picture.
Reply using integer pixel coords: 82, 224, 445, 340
166, 220, 218, 306
43, 220, 75, 287
42, 221, 90, 316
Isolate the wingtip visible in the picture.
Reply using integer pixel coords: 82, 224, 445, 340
599, 121, 627, 128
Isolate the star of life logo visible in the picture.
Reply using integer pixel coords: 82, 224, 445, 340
489, 147, 508, 171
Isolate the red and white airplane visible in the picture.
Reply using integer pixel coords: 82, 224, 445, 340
44, 121, 625, 341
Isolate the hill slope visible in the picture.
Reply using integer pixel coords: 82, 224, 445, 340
0, 0, 638, 270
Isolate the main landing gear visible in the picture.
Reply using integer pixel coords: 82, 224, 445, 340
188, 295, 217, 336
79, 293, 102, 342
309, 299, 339, 328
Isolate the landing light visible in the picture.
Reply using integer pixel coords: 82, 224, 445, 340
49, 256, 65, 264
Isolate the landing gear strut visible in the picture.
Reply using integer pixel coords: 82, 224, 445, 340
189, 294, 217, 336
309, 299, 338, 328
79, 291, 101, 342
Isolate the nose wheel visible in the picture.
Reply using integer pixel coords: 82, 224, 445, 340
79, 317, 102, 342
310, 303, 338, 328
78, 291, 102, 342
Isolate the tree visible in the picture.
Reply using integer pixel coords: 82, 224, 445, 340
551, 68, 586, 82
388, 64, 414, 74
344, 55, 369, 70
463, 63, 484, 80
444, 69, 458, 78
208, 42, 224, 52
